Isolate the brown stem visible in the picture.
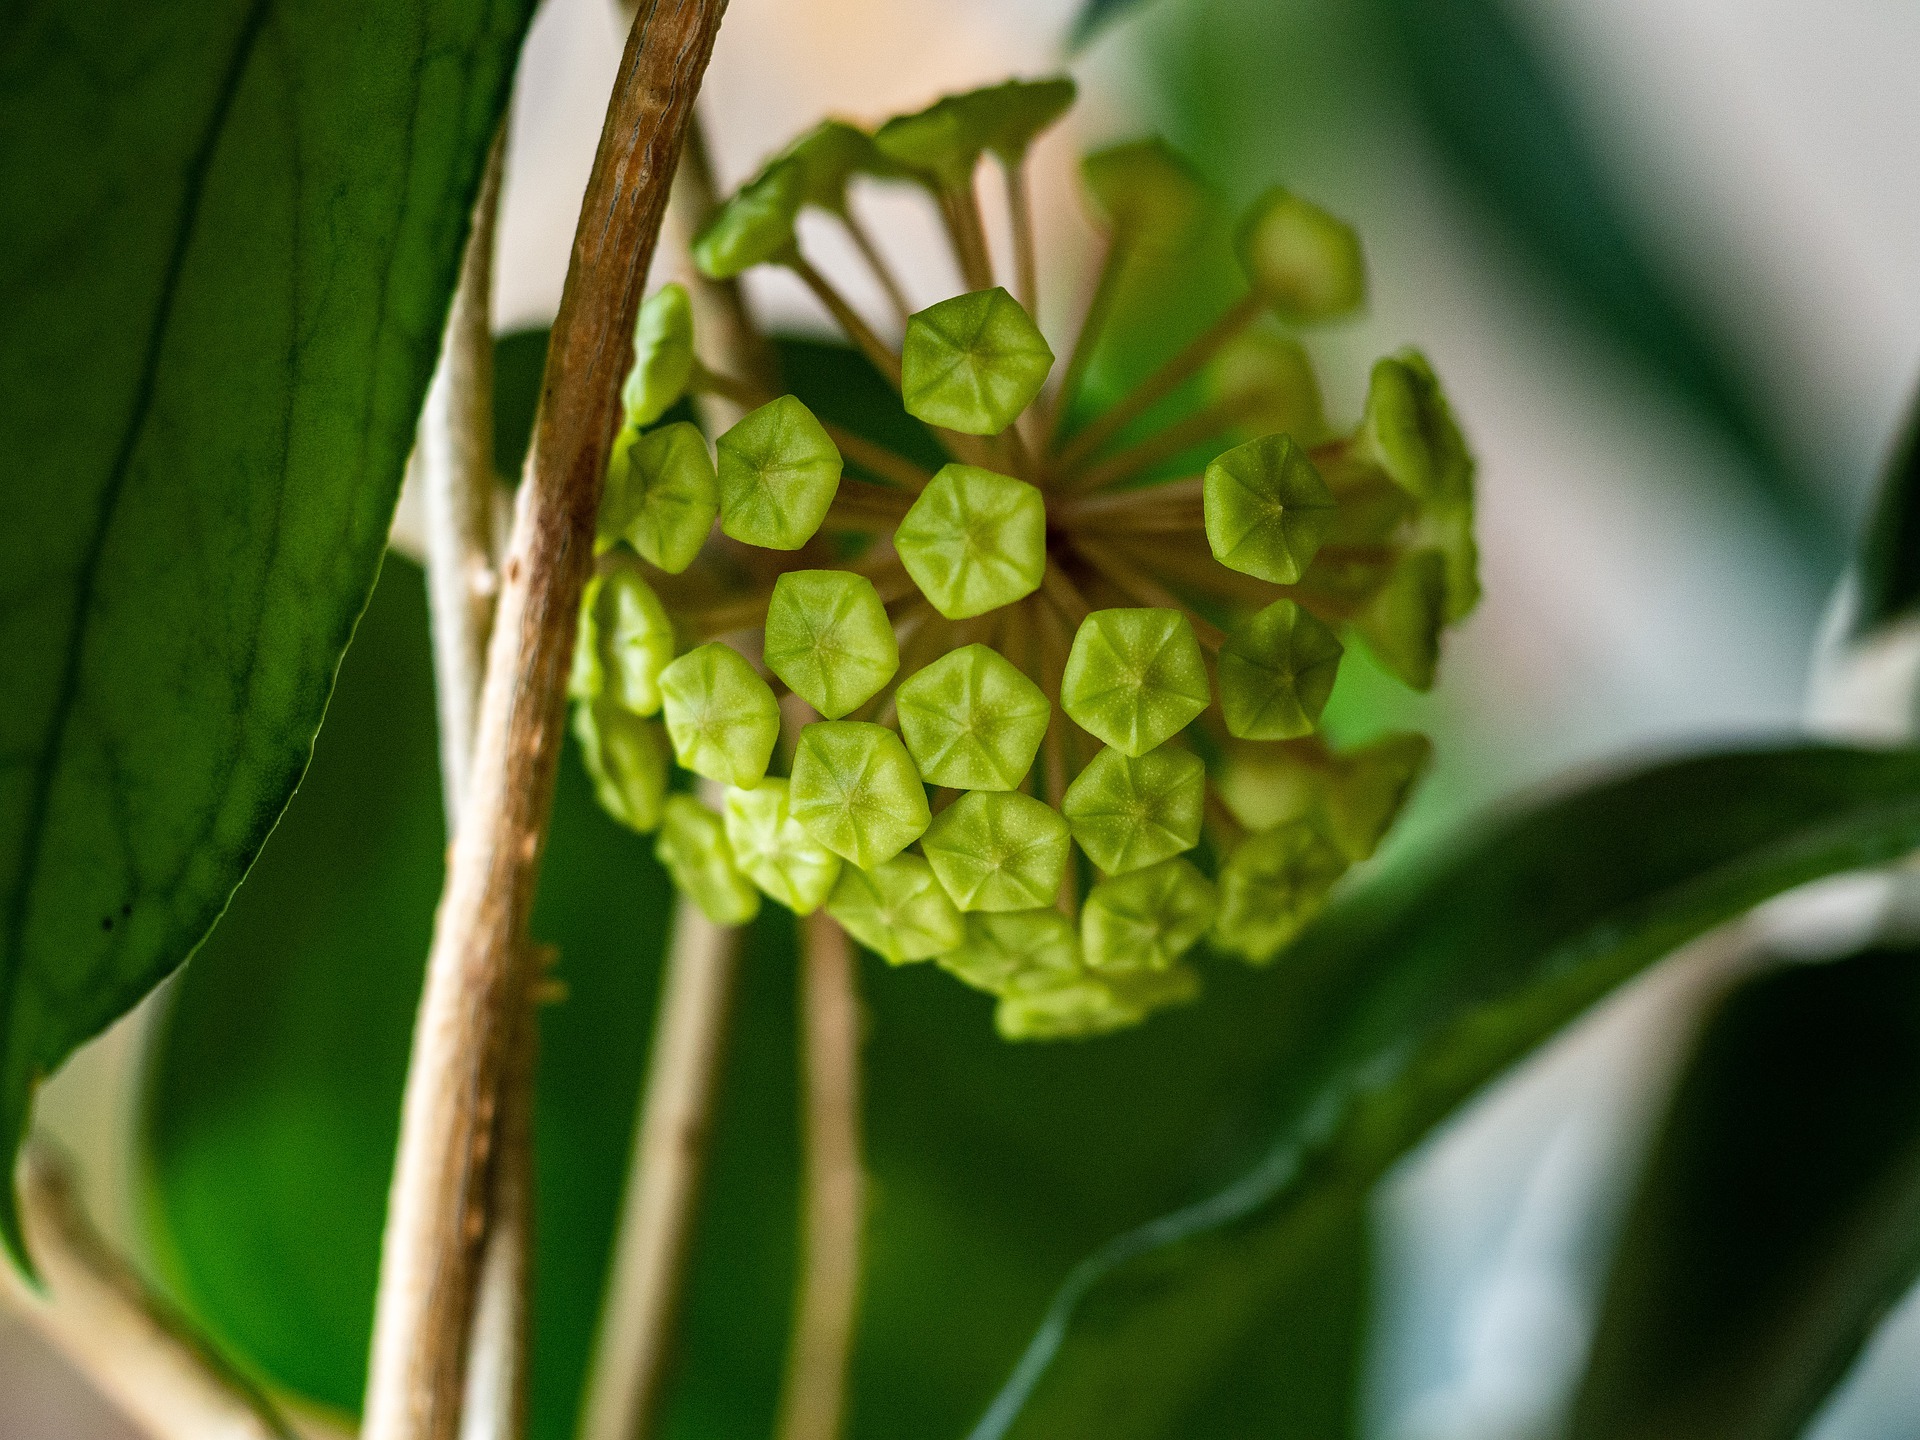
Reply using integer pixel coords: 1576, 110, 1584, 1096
360, 7, 727, 1439
1053, 294, 1263, 474
1, 1142, 305, 1440
1073, 537, 1227, 648
788, 254, 901, 388
577, 898, 741, 1440
1061, 397, 1251, 496
1004, 160, 1037, 318
840, 205, 913, 327
775, 913, 866, 1440
945, 179, 996, 293
1053, 476, 1204, 532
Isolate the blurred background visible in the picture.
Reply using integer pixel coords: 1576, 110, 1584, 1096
8, 0, 1919, 1436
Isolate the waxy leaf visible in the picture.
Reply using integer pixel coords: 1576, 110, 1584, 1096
1061, 609, 1211, 757
1216, 599, 1344, 740
1203, 433, 1337, 585
826, 853, 963, 965
717, 395, 844, 551
895, 464, 1048, 620
658, 643, 781, 789
896, 645, 1050, 791
622, 284, 696, 429
902, 290, 1055, 437
0, 0, 534, 1257
655, 795, 760, 927
975, 746, 1920, 1440
763, 570, 900, 719
1236, 187, 1367, 324
789, 721, 930, 870
599, 420, 719, 574
1061, 744, 1206, 876
922, 792, 1071, 913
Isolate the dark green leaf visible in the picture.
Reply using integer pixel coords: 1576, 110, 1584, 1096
972, 746, 1920, 1439
1569, 944, 1920, 1440
0, 0, 534, 1260
1849, 384, 1920, 639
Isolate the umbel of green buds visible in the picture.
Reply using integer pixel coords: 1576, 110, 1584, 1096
569, 72, 1479, 1041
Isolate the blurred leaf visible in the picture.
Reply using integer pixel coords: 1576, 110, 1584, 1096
1569, 945, 1920, 1440
1849, 384, 1920, 639
1069, 0, 1160, 50
973, 746, 1920, 1439
0, 0, 533, 1260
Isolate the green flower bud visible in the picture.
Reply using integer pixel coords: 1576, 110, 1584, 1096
1080, 856, 1216, 975
763, 569, 900, 719
572, 696, 668, 834
1325, 732, 1430, 863
901, 288, 1054, 436
1080, 137, 1208, 251
655, 793, 761, 926
692, 159, 804, 279
1212, 331, 1324, 443
1211, 819, 1346, 964
570, 562, 674, 716
996, 981, 1143, 1042
1217, 599, 1344, 740
1061, 608, 1211, 757
895, 643, 1049, 790
873, 93, 987, 189
716, 395, 844, 550
1423, 498, 1480, 624
894, 463, 1047, 619
658, 642, 781, 787
1357, 351, 1471, 506
1214, 732, 1430, 865
1060, 743, 1205, 875
622, 283, 695, 428
965, 75, 1076, 163
723, 778, 843, 914
1104, 962, 1202, 1016
921, 790, 1071, 912
1203, 432, 1336, 585
1351, 550, 1445, 692
1236, 187, 1366, 323
826, 852, 963, 965
789, 721, 930, 869
938, 908, 1081, 995
599, 420, 718, 575
781, 119, 905, 213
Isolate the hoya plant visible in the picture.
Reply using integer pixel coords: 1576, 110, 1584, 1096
5, 3, 1920, 1440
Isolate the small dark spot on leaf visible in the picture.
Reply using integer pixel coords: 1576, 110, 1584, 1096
121, 902, 133, 917
101, 916, 113, 931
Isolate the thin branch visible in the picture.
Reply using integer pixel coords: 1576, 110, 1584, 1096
1052, 294, 1263, 474
840, 205, 913, 327
577, 897, 741, 1440
1, 1142, 305, 1440
1059, 397, 1250, 496
945, 179, 996, 294
774, 912, 866, 1440
360, 8, 728, 1440
1043, 230, 1125, 451
788, 254, 901, 388
1003, 160, 1037, 318
1073, 537, 1227, 648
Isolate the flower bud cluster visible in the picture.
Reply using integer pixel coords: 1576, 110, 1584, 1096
567, 76, 1478, 1040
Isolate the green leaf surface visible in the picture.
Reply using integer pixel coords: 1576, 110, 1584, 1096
0, 0, 533, 1258
971, 745, 1920, 1439
1568, 944, 1920, 1440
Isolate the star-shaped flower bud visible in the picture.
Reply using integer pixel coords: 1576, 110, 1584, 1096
622, 283, 694, 428
763, 570, 900, 719
658, 642, 780, 787
902, 289, 1054, 436
938, 908, 1081, 995
1212, 331, 1325, 444
1217, 599, 1344, 740
1325, 733, 1430, 863
1351, 550, 1446, 692
826, 853, 963, 965
1104, 963, 1202, 1017
1357, 352, 1471, 506
599, 420, 717, 575
723, 778, 843, 915
1080, 137, 1209, 251
1080, 856, 1217, 975
1061, 608, 1211, 757
1203, 433, 1336, 585
571, 696, 667, 834
1216, 732, 1431, 865
570, 562, 674, 717
874, 92, 990, 190
1061, 743, 1205, 875
655, 794, 761, 926
1236, 187, 1366, 324
781, 119, 907, 214
1212, 819, 1347, 964
692, 158, 804, 279
894, 464, 1046, 619
921, 791, 1071, 912
789, 721, 930, 869
895, 644, 1049, 790
964, 75, 1076, 163
716, 395, 844, 550
997, 980, 1143, 1042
